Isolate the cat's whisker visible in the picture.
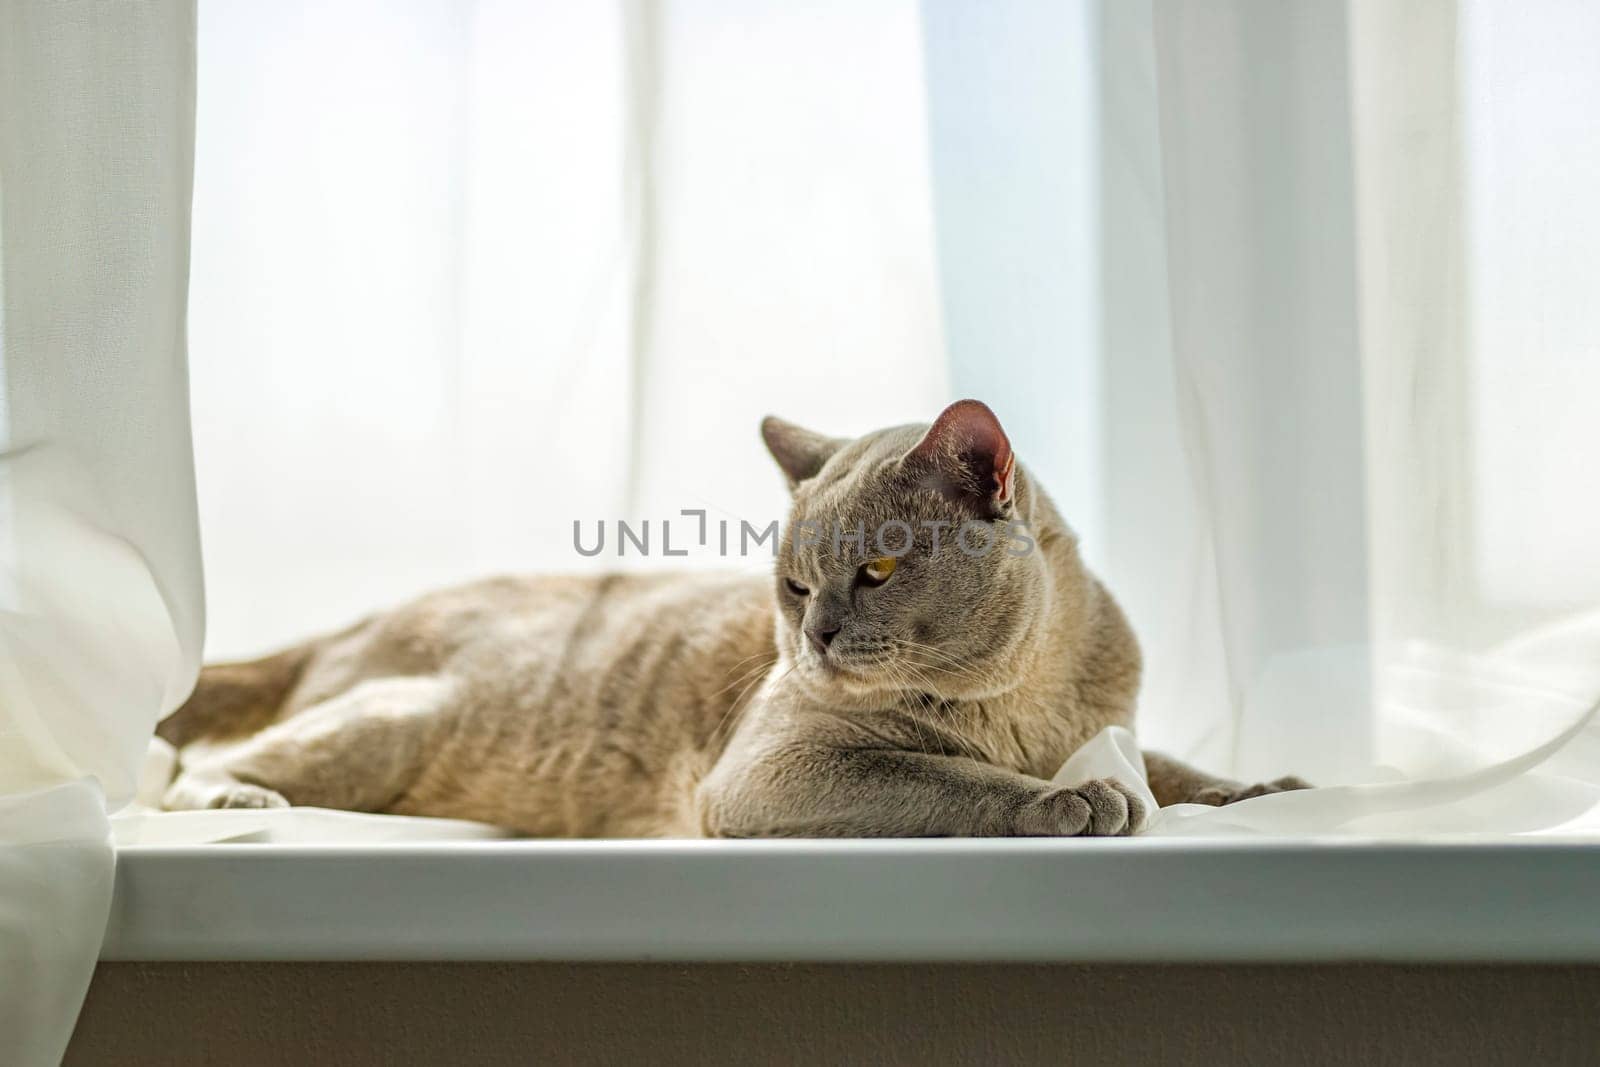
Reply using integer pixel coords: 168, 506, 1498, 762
718, 649, 782, 680
895, 640, 975, 674
898, 657, 990, 737
897, 637, 1006, 687
880, 660, 939, 757
898, 639, 1013, 697
901, 651, 998, 691
721, 648, 780, 676
712, 658, 779, 699
709, 658, 789, 743
893, 660, 977, 739
712, 668, 770, 702
722, 670, 771, 731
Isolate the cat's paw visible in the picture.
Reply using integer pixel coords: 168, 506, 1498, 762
1192, 775, 1311, 807
164, 774, 290, 811
1017, 778, 1146, 837
209, 783, 290, 809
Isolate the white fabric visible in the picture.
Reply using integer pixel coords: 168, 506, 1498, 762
1062, 690, 1600, 840
115, 738, 508, 845
0, 1, 202, 1061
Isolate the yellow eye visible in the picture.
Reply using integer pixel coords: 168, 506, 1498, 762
860, 556, 897, 586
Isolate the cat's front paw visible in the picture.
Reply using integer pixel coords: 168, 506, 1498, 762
1192, 775, 1311, 807
1016, 779, 1146, 837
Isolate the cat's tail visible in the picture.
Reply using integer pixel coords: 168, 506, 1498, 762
156, 643, 315, 748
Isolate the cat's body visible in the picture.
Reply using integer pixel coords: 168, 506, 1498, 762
162, 401, 1304, 835
163, 572, 773, 835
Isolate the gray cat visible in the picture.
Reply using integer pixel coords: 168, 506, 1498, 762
160, 400, 1305, 835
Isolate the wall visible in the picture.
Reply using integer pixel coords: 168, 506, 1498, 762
70, 961, 1600, 1065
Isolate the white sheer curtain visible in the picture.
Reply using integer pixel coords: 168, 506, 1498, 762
189, 0, 947, 661
0, 2, 202, 1062
1137, 0, 1600, 829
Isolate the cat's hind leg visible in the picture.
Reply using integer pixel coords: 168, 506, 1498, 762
1142, 750, 1310, 807
164, 675, 456, 813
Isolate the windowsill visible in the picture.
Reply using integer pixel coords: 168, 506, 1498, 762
103, 837, 1600, 962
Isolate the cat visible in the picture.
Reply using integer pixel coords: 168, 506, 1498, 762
159, 400, 1306, 835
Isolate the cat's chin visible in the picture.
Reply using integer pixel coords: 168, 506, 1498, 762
792, 656, 886, 704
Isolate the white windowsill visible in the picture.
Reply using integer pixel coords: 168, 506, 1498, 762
102, 838, 1600, 963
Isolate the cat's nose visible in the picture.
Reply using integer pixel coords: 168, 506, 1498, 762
806, 626, 840, 655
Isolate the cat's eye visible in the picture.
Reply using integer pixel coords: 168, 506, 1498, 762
783, 577, 810, 597
858, 557, 898, 587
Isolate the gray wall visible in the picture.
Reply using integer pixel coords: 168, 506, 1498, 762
69, 962, 1600, 1065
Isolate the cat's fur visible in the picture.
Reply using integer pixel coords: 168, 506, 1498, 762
160, 400, 1304, 835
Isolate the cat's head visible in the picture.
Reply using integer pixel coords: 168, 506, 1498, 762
762, 399, 1071, 703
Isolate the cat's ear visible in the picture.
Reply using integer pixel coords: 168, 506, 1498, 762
761, 416, 845, 490
901, 399, 1016, 517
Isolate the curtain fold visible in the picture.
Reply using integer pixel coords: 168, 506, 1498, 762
1151, 0, 1376, 784
0, 2, 202, 1061
924, 0, 1600, 831
1143, 0, 1600, 821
